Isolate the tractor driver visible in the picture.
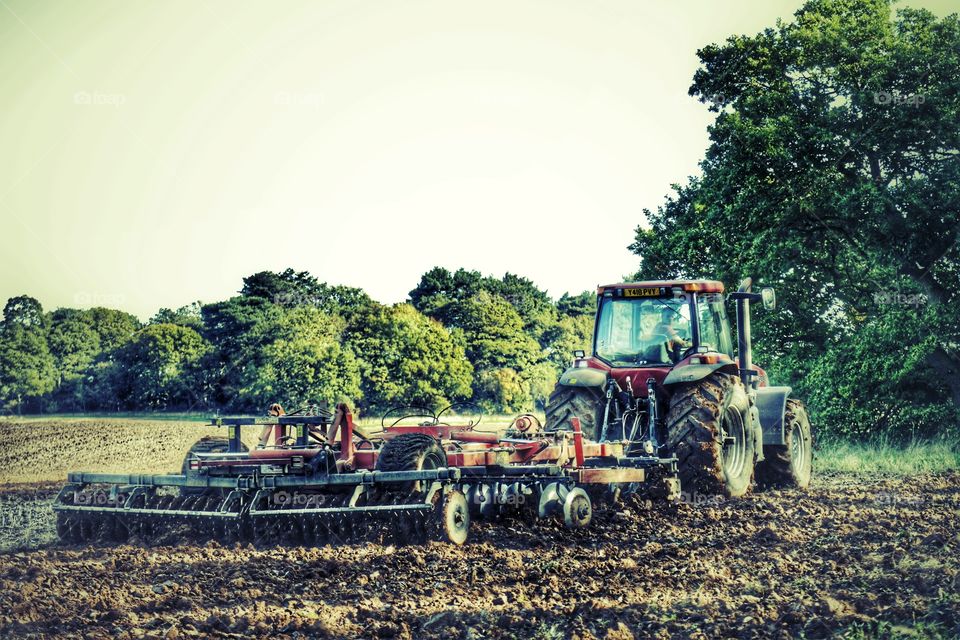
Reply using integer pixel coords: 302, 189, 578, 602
634, 309, 668, 362
655, 308, 691, 352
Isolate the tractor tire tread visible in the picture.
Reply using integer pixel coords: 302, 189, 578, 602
375, 433, 446, 473
665, 372, 754, 497
545, 384, 605, 439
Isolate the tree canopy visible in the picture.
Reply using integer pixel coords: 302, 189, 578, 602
631, 0, 960, 439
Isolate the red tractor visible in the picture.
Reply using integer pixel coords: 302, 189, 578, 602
545, 278, 813, 497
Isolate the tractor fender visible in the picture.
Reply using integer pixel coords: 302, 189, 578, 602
755, 386, 792, 445
662, 361, 739, 387
557, 367, 608, 388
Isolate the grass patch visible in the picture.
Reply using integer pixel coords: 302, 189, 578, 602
816, 437, 960, 475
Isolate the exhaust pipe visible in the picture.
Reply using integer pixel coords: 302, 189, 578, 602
735, 277, 754, 387
728, 277, 777, 390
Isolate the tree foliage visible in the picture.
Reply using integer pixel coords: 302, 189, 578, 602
243, 307, 361, 411
109, 324, 210, 410
631, 0, 960, 439
150, 302, 203, 330
0, 267, 603, 416
0, 297, 57, 412
344, 303, 473, 410
242, 268, 372, 317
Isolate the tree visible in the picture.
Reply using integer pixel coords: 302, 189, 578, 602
199, 296, 287, 409
447, 291, 542, 372
241, 268, 319, 304
541, 314, 594, 371
44, 309, 102, 410
443, 291, 551, 409
46, 309, 100, 383
87, 308, 141, 351
0, 297, 56, 412
243, 306, 362, 410
345, 303, 473, 411
110, 324, 210, 410
241, 269, 372, 317
408, 267, 485, 324
630, 0, 960, 439
557, 291, 596, 317
410, 268, 558, 340
486, 273, 558, 340
150, 302, 203, 330
3, 296, 46, 329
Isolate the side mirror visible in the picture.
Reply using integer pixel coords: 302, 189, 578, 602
761, 287, 776, 311
573, 350, 585, 358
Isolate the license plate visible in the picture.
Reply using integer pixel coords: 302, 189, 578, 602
623, 287, 661, 297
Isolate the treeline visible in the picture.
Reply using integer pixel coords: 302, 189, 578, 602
0, 268, 594, 416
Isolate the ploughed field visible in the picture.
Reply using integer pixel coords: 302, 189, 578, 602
0, 419, 957, 639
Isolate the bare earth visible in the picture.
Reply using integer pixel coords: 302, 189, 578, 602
0, 420, 957, 639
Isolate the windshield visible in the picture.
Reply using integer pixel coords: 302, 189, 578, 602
594, 294, 692, 366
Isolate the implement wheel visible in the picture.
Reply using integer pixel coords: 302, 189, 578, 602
545, 384, 605, 439
375, 433, 446, 492
563, 488, 592, 529
437, 490, 469, 545
756, 399, 813, 489
665, 372, 755, 498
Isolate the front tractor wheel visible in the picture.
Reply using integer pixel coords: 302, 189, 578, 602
756, 399, 813, 489
665, 372, 755, 498
545, 384, 605, 440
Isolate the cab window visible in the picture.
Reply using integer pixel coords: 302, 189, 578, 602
697, 293, 734, 356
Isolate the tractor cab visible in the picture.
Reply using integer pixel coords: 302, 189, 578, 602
593, 281, 734, 367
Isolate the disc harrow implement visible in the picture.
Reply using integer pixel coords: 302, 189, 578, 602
54, 402, 680, 546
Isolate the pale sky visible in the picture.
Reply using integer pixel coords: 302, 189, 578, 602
0, 0, 954, 319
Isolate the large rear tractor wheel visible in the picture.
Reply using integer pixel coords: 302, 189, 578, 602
545, 384, 605, 440
665, 372, 755, 498
375, 433, 447, 492
755, 399, 813, 489
180, 437, 248, 496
